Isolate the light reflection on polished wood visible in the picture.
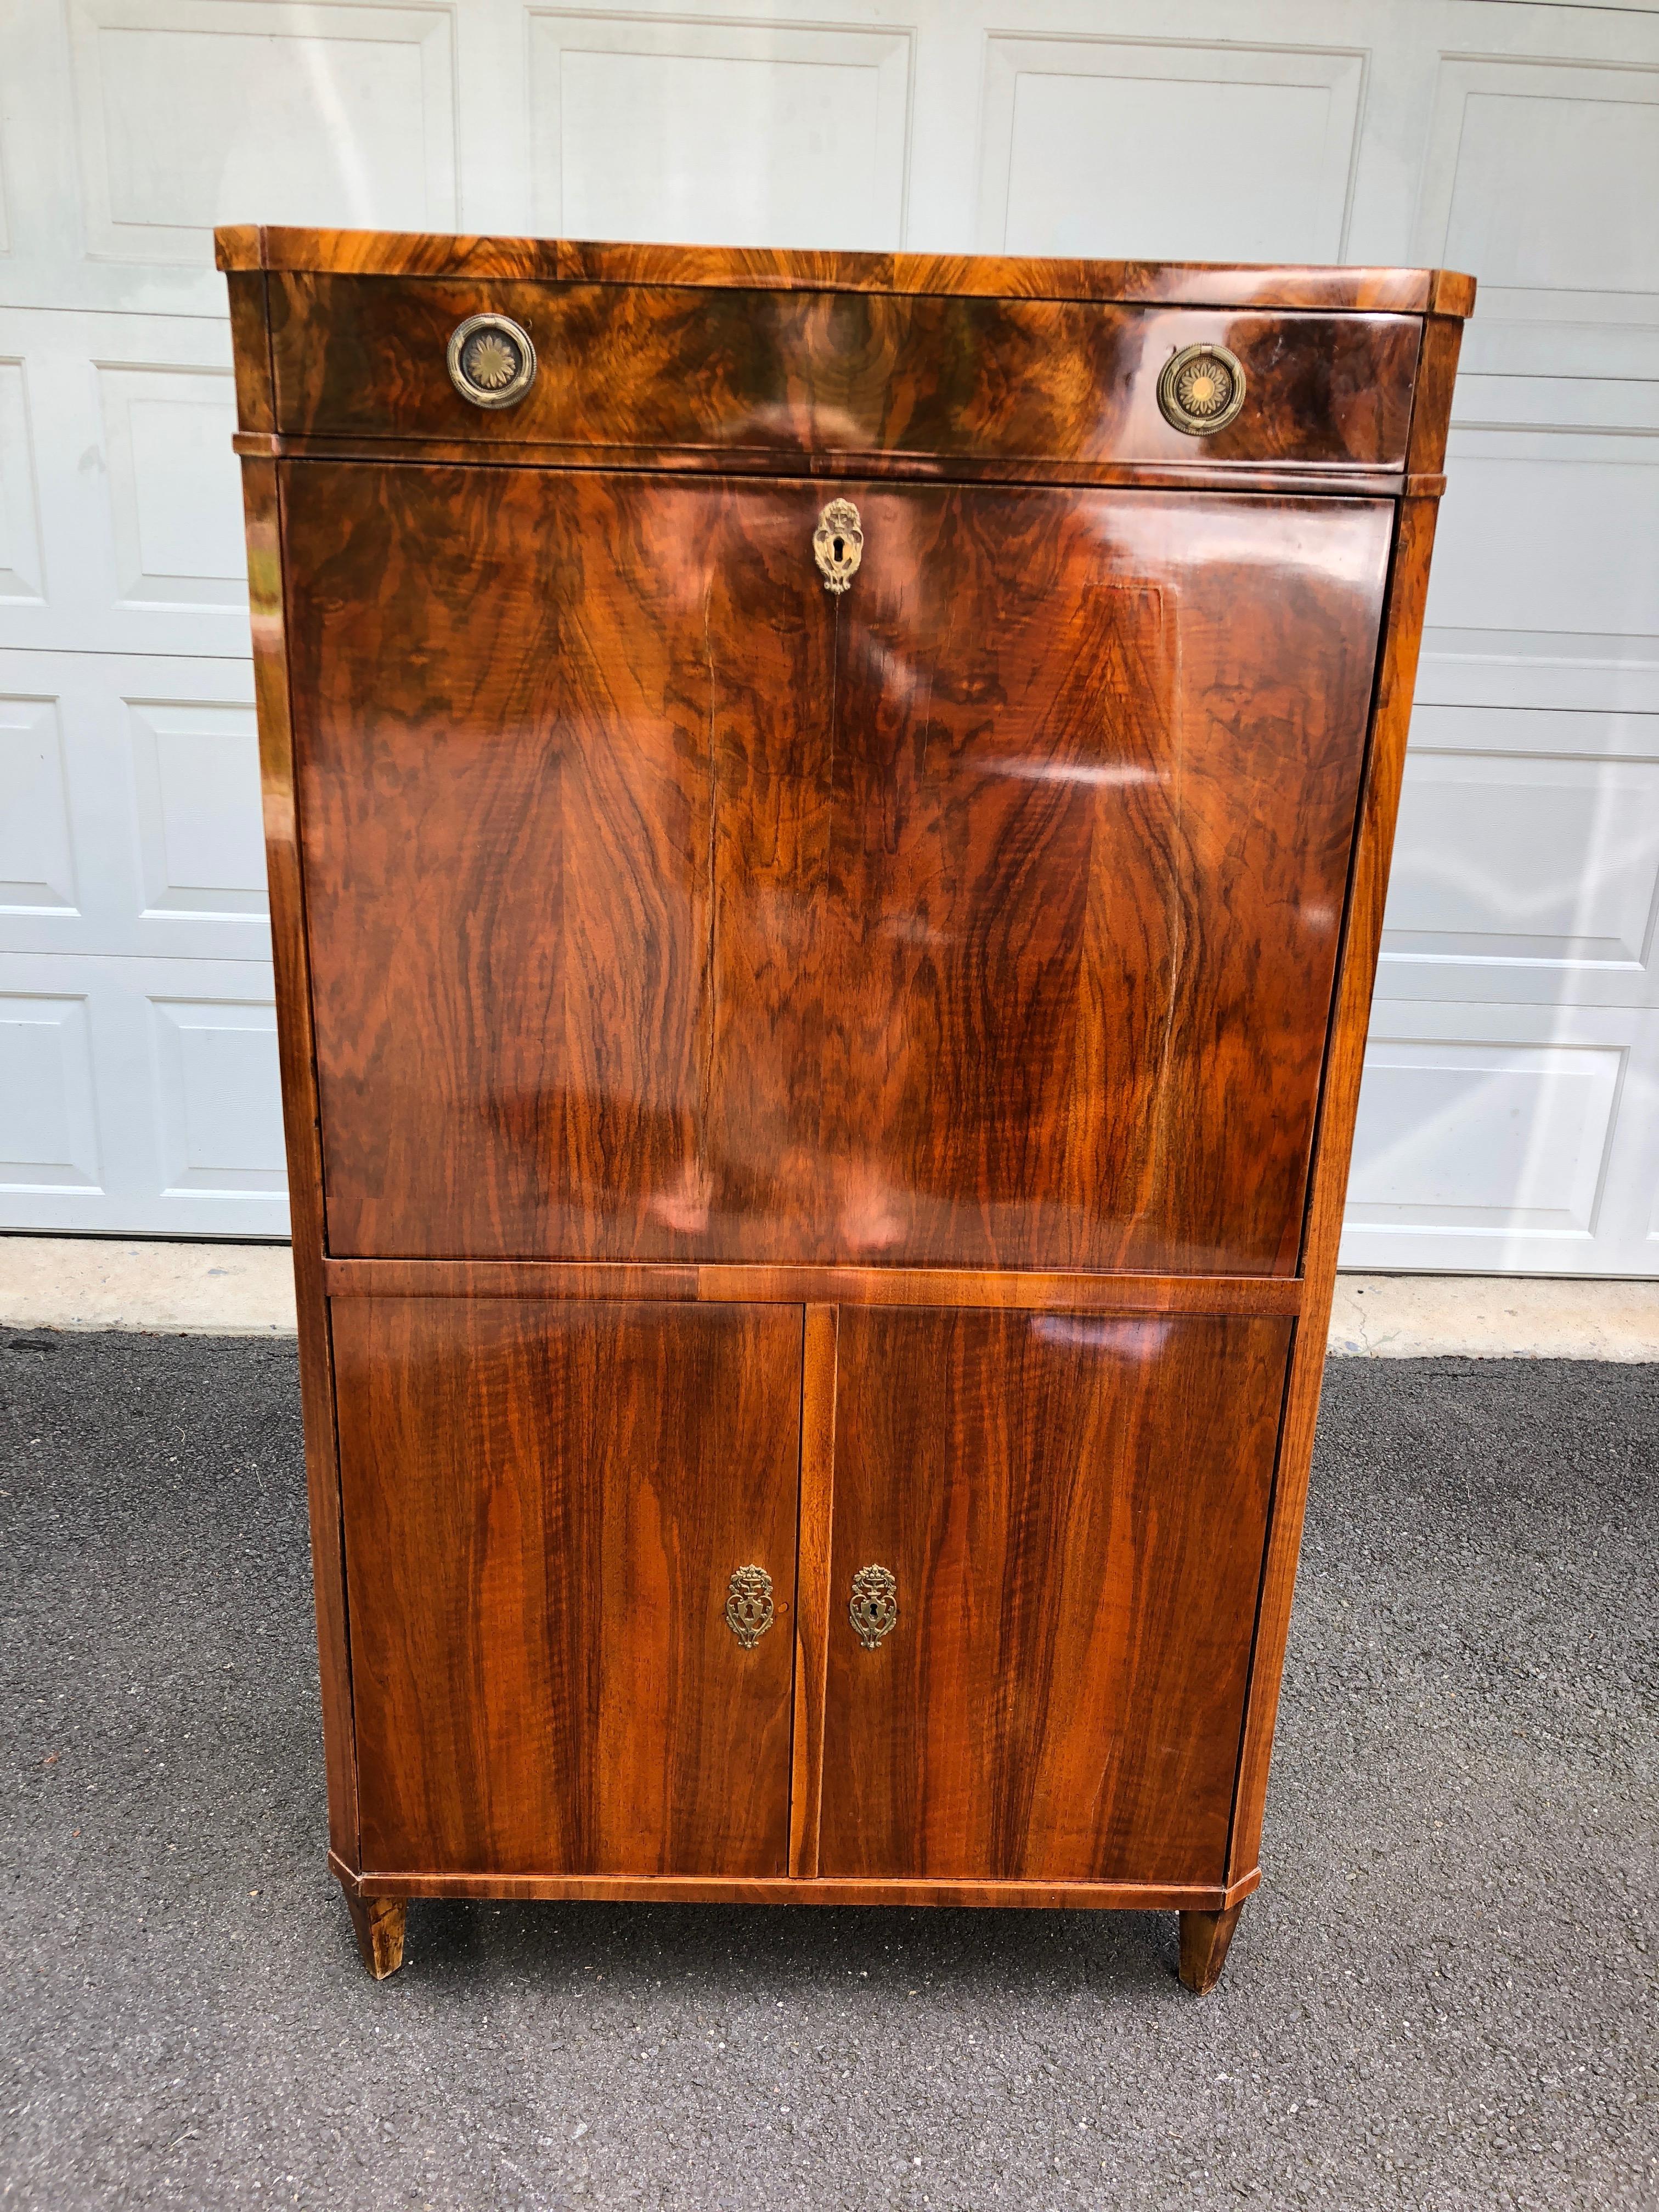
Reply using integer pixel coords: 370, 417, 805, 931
287, 466, 1388, 1277
264, 275, 1420, 473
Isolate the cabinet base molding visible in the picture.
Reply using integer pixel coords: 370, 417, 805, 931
330, 1852, 1260, 1916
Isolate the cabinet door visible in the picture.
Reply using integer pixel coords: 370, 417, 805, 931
818, 1306, 1291, 1886
333, 1299, 802, 1876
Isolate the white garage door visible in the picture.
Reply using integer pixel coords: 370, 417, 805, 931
2, 0, 1656, 1272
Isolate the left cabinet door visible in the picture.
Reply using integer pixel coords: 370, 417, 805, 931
332, 1298, 804, 1877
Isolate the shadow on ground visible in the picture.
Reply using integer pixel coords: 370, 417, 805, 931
2, 1331, 1655, 2209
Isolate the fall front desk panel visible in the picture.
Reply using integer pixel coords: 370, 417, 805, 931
286, 462, 1391, 1277
294, 459, 1383, 1888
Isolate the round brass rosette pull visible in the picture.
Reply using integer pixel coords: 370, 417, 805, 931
849, 1564, 898, 1648
447, 314, 538, 409
724, 1565, 775, 1649
1157, 342, 1246, 436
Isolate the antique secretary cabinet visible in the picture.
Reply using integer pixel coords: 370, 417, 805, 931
218, 227, 1470, 1991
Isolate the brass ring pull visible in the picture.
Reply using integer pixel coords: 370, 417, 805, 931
724, 1565, 775, 1649
1157, 342, 1246, 436
813, 499, 862, 594
447, 314, 537, 409
849, 1564, 898, 1648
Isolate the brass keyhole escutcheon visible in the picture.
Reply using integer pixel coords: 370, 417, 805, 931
813, 498, 863, 594
724, 1564, 775, 1649
849, 1564, 898, 1648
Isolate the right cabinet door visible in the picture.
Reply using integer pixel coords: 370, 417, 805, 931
819, 1306, 1293, 1886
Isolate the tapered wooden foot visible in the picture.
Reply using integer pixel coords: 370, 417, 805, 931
1178, 1903, 1244, 1994
345, 1893, 407, 1980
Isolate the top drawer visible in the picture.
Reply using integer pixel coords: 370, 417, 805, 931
264, 273, 1420, 472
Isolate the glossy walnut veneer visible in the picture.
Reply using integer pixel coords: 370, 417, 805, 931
222, 227, 1470, 1990
262, 275, 1419, 475
287, 466, 1390, 1274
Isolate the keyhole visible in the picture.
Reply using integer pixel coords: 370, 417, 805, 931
832, 535, 845, 562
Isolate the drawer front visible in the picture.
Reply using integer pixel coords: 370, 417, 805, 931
335, 1297, 803, 1878
817, 1305, 1291, 1886
268, 272, 1419, 471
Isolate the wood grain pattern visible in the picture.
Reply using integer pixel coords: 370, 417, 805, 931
287, 465, 1388, 1276
225, 272, 274, 434
817, 486, 1389, 1276
788, 1306, 838, 1878
1406, 314, 1471, 478
320, 1259, 1305, 1314
1429, 272, 1476, 318
333, 1299, 804, 1876
286, 462, 830, 1266
267, 276, 1418, 472
241, 456, 359, 1869
1227, 489, 1452, 1887
819, 1308, 1292, 1886
217, 225, 1470, 317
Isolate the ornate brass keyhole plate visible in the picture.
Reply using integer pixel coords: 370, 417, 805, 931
725, 1564, 775, 1649
813, 499, 863, 594
1156, 342, 1246, 436
849, 1564, 898, 1648
447, 314, 538, 409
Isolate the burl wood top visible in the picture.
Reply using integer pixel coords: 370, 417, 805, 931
214, 225, 1475, 318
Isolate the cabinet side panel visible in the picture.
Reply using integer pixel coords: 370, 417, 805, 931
241, 456, 358, 1866
820, 1307, 1291, 1885
227, 271, 275, 433
334, 1298, 803, 1878
1229, 488, 1449, 1883
1406, 314, 1467, 477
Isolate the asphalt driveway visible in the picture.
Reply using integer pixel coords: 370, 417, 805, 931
2, 1331, 1654, 2210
